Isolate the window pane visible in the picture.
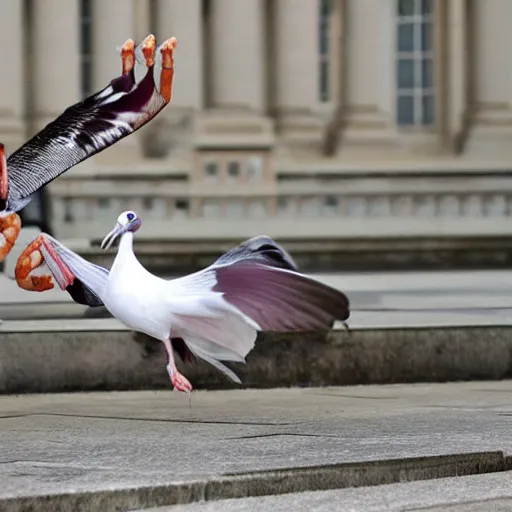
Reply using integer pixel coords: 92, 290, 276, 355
397, 95, 414, 125
421, 0, 433, 15
422, 94, 435, 125
319, 59, 329, 102
422, 58, 433, 87
421, 22, 432, 51
397, 23, 414, 52
227, 161, 240, 180
397, 59, 415, 88
397, 0, 415, 17
320, 0, 332, 17
247, 156, 263, 183
319, 22, 329, 54
204, 161, 218, 181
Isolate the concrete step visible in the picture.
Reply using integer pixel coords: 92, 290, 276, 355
141, 472, 512, 512
1, 383, 512, 511
1, 319, 512, 394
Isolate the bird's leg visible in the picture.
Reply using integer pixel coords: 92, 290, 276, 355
162, 337, 193, 393
120, 38, 135, 76
158, 37, 177, 103
0, 212, 21, 263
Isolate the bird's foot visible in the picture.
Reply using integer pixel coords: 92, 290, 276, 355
120, 38, 135, 76
172, 372, 193, 393
158, 37, 177, 103
141, 34, 156, 67
0, 212, 21, 263
167, 364, 193, 393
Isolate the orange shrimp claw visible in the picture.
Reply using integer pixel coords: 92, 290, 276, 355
159, 37, 177, 103
15, 235, 55, 292
0, 212, 21, 263
141, 34, 156, 67
121, 38, 135, 76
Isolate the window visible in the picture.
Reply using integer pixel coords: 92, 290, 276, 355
204, 161, 219, 182
396, 0, 435, 127
300, 197, 321, 216
247, 156, 263, 183
322, 195, 339, 215
225, 200, 245, 218
319, 0, 332, 102
63, 198, 74, 223
80, 0, 93, 97
247, 200, 267, 218
173, 199, 189, 219
201, 199, 221, 217
277, 197, 297, 217
98, 198, 110, 209
227, 161, 240, 182
143, 197, 154, 211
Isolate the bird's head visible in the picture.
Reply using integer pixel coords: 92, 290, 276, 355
100, 210, 142, 250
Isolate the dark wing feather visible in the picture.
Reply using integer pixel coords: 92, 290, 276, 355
43, 234, 110, 307
6, 65, 166, 209
213, 235, 298, 271
65, 278, 105, 307
212, 261, 350, 332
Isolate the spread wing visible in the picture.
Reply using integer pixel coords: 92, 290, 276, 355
171, 235, 350, 333
6, 36, 175, 211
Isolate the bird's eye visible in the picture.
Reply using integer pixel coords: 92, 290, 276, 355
127, 213, 135, 221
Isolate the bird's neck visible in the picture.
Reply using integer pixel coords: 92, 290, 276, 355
111, 231, 137, 274
119, 231, 134, 254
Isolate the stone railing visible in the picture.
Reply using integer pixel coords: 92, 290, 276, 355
43, 169, 512, 271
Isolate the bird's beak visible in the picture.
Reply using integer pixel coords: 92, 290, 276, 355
101, 223, 125, 250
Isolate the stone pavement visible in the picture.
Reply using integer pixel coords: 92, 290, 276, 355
4, 268, 512, 321
2, 382, 512, 511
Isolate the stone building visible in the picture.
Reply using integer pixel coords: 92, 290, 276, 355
1, 0, 512, 270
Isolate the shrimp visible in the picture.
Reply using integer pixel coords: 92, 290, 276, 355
0, 212, 21, 262
15, 234, 75, 292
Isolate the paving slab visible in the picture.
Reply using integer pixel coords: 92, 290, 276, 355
1, 382, 512, 511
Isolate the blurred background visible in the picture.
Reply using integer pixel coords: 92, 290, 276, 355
1, 0, 511, 275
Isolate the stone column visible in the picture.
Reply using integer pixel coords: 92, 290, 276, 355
0, 0, 25, 151
156, 0, 203, 110
340, 0, 397, 152
210, 0, 266, 112
195, 0, 274, 149
273, 0, 323, 143
444, 0, 469, 153
92, 0, 134, 90
134, 0, 151, 43
91, 0, 140, 162
31, 0, 81, 133
154, 0, 204, 157
464, 0, 512, 159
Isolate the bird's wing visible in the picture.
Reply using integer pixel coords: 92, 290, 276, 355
171, 235, 348, 332
5, 37, 174, 210
210, 261, 350, 332
15, 233, 108, 307
212, 235, 299, 271
164, 237, 349, 370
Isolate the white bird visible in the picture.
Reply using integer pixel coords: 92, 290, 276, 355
15, 211, 350, 392
0, 34, 177, 263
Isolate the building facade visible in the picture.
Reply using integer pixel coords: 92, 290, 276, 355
2, 0, 512, 268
